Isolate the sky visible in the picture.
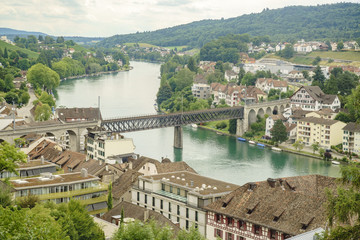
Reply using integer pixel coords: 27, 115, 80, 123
1, 0, 358, 37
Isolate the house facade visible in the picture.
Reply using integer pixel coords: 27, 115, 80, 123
290, 86, 340, 111
342, 122, 360, 154
86, 130, 135, 163
255, 78, 288, 93
205, 176, 337, 240
131, 170, 238, 236
297, 117, 346, 149
192, 83, 211, 100
265, 114, 286, 137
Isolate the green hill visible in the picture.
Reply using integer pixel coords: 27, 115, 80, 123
0, 40, 39, 59
98, 3, 360, 48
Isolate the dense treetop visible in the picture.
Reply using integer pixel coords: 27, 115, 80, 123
98, 3, 360, 48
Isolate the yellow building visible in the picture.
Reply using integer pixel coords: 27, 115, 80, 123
297, 117, 346, 149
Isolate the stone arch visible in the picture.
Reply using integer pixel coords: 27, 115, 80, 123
266, 107, 272, 116
45, 132, 56, 141
67, 130, 77, 151
280, 105, 285, 113
273, 106, 278, 115
248, 109, 257, 127
257, 108, 265, 119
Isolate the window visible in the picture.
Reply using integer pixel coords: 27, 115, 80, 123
254, 225, 261, 235
186, 208, 189, 218
162, 183, 165, 191
227, 232, 234, 240
137, 192, 139, 201
238, 220, 246, 230
195, 211, 198, 221
215, 229, 223, 238
170, 186, 173, 193
177, 188, 180, 195
168, 214, 171, 219
177, 205, 180, 215
169, 202, 171, 212
215, 213, 221, 223
186, 220, 189, 230
160, 200, 163, 209
227, 217, 233, 226
237, 237, 245, 240
270, 229, 277, 240
145, 194, 147, 204
177, 217, 180, 223
152, 197, 155, 207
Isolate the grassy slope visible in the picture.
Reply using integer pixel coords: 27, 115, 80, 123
0, 41, 39, 59
308, 51, 360, 62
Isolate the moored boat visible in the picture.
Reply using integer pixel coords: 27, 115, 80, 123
257, 143, 265, 148
249, 140, 256, 145
271, 147, 282, 152
191, 124, 198, 128
237, 137, 246, 142
332, 161, 340, 165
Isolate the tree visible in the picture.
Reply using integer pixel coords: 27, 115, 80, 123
311, 142, 320, 154
293, 140, 304, 152
312, 66, 325, 89
187, 57, 197, 73
281, 44, 294, 59
270, 120, 288, 144
0, 141, 27, 174
337, 41, 344, 51
3, 48, 8, 58
320, 163, 360, 239
229, 119, 237, 134
0, 184, 13, 208
38, 35, 44, 42
237, 67, 245, 85
27, 63, 60, 91
56, 36, 65, 43
16, 194, 40, 209
4, 91, 18, 104
345, 85, 360, 123
157, 84, 172, 107
108, 182, 113, 210
35, 103, 52, 121
312, 56, 321, 66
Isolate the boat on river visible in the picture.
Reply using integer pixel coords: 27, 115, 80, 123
191, 124, 198, 128
249, 140, 256, 145
332, 161, 340, 165
272, 147, 282, 152
257, 143, 265, 148
237, 137, 246, 142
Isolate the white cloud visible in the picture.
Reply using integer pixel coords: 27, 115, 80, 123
0, 0, 358, 37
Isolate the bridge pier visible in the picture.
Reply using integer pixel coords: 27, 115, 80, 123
174, 126, 183, 149
236, 119, 245, 136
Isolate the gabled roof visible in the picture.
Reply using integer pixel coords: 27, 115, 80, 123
57, 107, 102, 122
102, 201, 181, 233
343, 122, 360, 132
298, 117, 339, 126
292, 86, 338, 105
205, 175, 337, 236
112, 169, 143, 200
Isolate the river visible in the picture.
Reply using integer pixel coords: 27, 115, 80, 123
55, 61, 340, 185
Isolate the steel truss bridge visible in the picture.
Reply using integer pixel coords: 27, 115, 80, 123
101, 106, 244, 133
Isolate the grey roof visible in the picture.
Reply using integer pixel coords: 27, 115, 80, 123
57, 108, 102, 122
342, 122, 360, 132
293, 86, 337, 104
287, 228, 324, 240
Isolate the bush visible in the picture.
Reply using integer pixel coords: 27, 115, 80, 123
216, 121, 227, 129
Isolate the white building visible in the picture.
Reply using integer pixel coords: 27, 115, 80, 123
131, 170, 239, 236
86, 130, 135, 163
290, 86, 340, 111
342, 122, 360, 154
265, 114, 286, 137
191, 83, 211, 100
255, 78, 288, 93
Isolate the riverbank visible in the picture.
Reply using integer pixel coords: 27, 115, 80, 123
60, 66, 133, 81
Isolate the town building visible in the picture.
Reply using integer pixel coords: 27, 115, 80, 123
297, 117, 346, 149
305, 108, 336, 120
265, 114, 286, 137
0, 157, 57, 179
290, 86, 340, 111
131, 170, 239, 236
204, 175, 337, 240
255, 78, 288, 93
342, 122, 360, 154
85, 129, 135, 163
9, 170, 108, 216
56, 107, 102, 122
191, 83, 211, 99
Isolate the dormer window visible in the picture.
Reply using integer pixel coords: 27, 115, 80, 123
246, 201, 259, 215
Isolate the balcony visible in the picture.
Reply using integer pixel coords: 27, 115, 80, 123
34, 183, 108, 201
155, 190, 187, 203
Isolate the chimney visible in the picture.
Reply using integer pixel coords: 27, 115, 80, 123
99, 160, 102, 166
85, 155, 89, 161
41, 155, 45, 164
81, 168, 88, 178
144, 209, 149, 222
105, 165, 109, 171
248, 182, 257, 191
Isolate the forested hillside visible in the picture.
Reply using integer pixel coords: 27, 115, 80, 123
98, 3, 360, 48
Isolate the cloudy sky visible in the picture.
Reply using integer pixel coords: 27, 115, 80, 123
1, 0, 357, 37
